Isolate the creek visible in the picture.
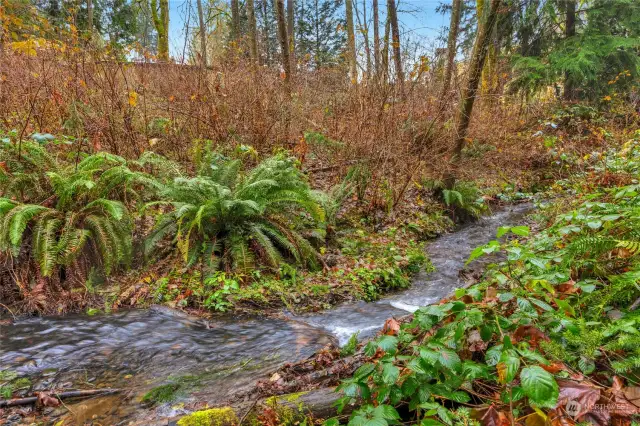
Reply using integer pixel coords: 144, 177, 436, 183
0, 204, 531, 425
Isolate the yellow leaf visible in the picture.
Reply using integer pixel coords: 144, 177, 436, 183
128, 91, 138, 107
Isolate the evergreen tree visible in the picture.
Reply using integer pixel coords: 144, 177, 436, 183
508, 0, 640, 100
295, 0, 345, 68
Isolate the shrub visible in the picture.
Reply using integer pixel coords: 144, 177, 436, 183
146, 153, 325, 273
0, 146, 155, 284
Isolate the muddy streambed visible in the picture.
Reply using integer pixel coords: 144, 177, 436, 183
0, 204, 531, 424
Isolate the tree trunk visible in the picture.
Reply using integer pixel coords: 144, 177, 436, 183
563, 0, 576, 101
358, 0, 372, 78
446, 0, 502, 188
197, 0, 208, 67
387, 0, 403, 94
247, 0, 259, 63
275, 0, 292, 85
262, 0, 271, 64
87, 0, 93, 33
231, 0, 241, 41
151, 0, 170, 61
440, 0, 461, 103
287, 0, 295, 68
382, 14, 390, 82
373, 0, 380, 78
345, 0, 357, 83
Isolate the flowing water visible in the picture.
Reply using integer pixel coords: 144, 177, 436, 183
0, 204, 531, 425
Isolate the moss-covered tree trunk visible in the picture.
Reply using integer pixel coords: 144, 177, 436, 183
247, 0, 259, 63
445, 0, 502, 189
564, 0, 576, 101
150, 0, 169, 61
231, 0, 241, 42
275, 0, 291, 85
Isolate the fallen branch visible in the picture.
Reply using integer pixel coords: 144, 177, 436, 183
0, 388, 121, 408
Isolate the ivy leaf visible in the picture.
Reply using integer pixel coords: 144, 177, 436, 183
520, 366, 559, 408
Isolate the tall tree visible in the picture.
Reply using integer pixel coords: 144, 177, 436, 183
440, 0, 462, 102
563, 0, 576, 100
247, 0, 259, 62
447, 0, 502, 187
387, 0, 403, 92
355, 0, 372, 77
275, 0, 291, 84
197, 0, 208, 67
150, 0, 169, 60
87, 0, 93, 33
230, 0, 240, 41
372, 0, 380, 77
287, 0, 295, 65
345, 0, 357, 82
382, 13, 390, 81
295, 0, 345, 68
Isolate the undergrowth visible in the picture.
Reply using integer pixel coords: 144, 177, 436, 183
331, 130, 640, 425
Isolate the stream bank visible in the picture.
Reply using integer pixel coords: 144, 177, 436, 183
0, 203, 532, 425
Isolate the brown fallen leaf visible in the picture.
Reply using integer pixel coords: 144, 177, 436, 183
622, 386, 640, 409
467, 329, 488, 352
513, 325, 550, 348
541, 362, 566, 374
477, 405, 510, 426
555, 379, 601, 419
547, 408, 576, 426
37, 391, 61, 407
382, 318, 400, 336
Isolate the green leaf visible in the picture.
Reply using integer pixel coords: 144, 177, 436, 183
520, 366, 559, 408
511, 226, 530, 236
497, 349, 520, 384
529, 298, 554, 312
420, 420, 444, 426
437, 349, 462, 372
354, 363, 376, 380
381, 363, 399, 385
498, 292, 515, 302
376, 335, 399, 352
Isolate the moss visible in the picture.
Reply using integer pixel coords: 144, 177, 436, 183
141, 383, 180, 404
177, 407, 238, 426
267, 391, 308, 404
13, 377, 31, 389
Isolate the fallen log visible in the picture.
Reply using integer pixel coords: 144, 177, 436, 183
259, 387, 357, 420
0, 388, 121, 408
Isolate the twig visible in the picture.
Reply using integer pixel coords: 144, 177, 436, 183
0, 388, 120, 408
238, 397, 259, 425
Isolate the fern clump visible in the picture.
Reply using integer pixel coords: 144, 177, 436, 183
146, 153, 325, 273
0, 147, 155, 285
